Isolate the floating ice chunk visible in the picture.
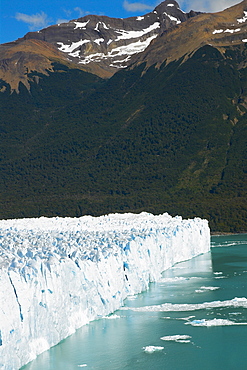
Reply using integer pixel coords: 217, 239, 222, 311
214, 272, 225, 279
102, 314, 120, 319
162, 315, 196, 321
159, 277, 188, 283
186, 318, 247, 326
126, 295, 138, 300
143, 346, 164, 353
160, 276, 207, 283
176, 316, 196, 321
195, 286, 220, 293
125, 297, 247, 312
160, 334, 191, 343
211, 240, 247, 248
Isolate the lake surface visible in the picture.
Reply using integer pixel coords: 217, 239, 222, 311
22, 234, 247, 370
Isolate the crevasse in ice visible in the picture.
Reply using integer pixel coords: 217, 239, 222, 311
0, 212, 210, 369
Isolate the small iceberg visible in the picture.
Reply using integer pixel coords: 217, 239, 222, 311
160, 334, 191, 343
143, 346, 164, 353
195, 286, 220, 293
186, 318, 247, 326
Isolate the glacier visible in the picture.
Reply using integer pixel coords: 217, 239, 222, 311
0, 212, 210, 369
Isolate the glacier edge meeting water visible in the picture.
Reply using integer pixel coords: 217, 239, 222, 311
0, 212, 210, 370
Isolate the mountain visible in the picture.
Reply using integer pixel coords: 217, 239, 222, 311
0, 0, 199, 91
0, 1, 246, 232
131, 0, 247, 68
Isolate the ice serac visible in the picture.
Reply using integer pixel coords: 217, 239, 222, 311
0, 212, 210, 369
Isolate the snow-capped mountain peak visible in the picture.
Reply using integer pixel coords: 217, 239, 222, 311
21, 0, 198, 74
0, 1, 200, 91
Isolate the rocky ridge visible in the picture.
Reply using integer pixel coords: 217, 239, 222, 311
1, 0, 247, 91
0, 0, 199, 90
22, 0, 196, 72
131, 0, 247, 69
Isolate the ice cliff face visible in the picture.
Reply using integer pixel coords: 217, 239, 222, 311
0, 212, 210, 369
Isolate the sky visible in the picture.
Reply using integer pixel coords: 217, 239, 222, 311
0, 0, 241, 44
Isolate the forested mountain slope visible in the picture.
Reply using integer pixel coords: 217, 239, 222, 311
0, 1, 247, 232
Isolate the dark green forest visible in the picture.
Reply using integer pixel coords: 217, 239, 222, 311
0, 45, 246, 232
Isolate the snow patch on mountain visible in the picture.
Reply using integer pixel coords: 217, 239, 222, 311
212, 29, 224, 34
163, 12, 181, 24
57, 39, 90, 53
237, 11, 247, 24
74, 20, 90, 29
78, 35, 158, 67
52, 1, 195, 72
114, 22, 160, 41
94, 38, 104, 45
213, 27, 241, 35
57, 20, 160, 68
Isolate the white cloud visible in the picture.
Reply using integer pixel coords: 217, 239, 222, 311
74, 7, 85, 17
179, 0, 240, 13
123, 0, 154, 12
15, 11, 51, 30
63, 9, 73, 17
56, 18, 70, 25
62, 7, 90, 20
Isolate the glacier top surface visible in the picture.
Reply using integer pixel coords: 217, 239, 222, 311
0, 213, 209, 272
0, 212, 204, 232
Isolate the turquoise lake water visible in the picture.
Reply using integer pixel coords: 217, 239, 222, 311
22, 234, 247, 370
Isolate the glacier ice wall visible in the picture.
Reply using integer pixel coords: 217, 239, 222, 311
0, 212, 210, 369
